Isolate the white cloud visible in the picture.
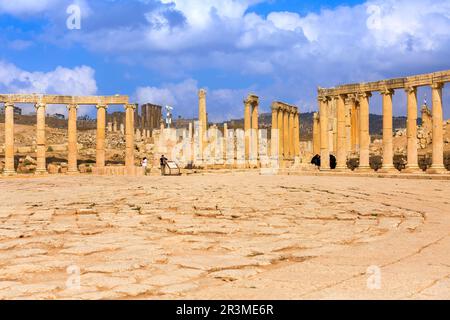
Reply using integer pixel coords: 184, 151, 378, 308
0, 60, 98, 96
0, 0, 58, 15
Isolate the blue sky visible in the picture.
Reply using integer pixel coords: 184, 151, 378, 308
0, 0, 449, 120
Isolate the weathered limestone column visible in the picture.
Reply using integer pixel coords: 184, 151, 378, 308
336, 95, 347, 170
67, 104, 79, 174
344, 97, 352, 154
428, 82, 446, 173
113, 118, 118, 132
96, 104, 107, 168
199, 89, 207, 142
283, 108, 289, 160
358, 92, 372, 171
107, 122, 113, 132
277, 107, 284, 158
35, 103, 47, 174
223, 123, 228, 162
125, 104, 136, 174
293, 110, 300, 158
288, 109, 295, 159
319, 96, 330, 170
313, 112, 321, 155
271, 105, 279, 158
380, 88, 396, 172
251, 101, 259, 162
244, 99, 251, 164
351, 101, 360, 152
404, 86, 420, 172
3, 103, 16, 175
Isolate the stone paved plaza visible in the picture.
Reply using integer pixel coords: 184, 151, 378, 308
1, 173, 449, 300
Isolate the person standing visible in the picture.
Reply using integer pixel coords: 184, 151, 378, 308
160, 155, 168, 176
142, 157, 148, 175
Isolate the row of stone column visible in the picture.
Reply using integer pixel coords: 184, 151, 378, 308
271, 104, 300, 160
318, 82, 447, 173
2, 103, 136, 176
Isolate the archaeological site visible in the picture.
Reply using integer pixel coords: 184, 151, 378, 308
1, 0, 450, 307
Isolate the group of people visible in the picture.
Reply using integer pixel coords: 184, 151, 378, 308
141, 155, 168, 176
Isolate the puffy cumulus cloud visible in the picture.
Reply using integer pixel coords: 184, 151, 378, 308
0, 60, 97, 96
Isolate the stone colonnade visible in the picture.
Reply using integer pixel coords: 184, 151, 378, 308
316, 70, 449, 173
271, 102, 300, 161
0, 94, 136, 176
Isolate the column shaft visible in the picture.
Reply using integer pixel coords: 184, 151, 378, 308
96, 105, 107, 168
319, 97, 330, 170
125, 104, 135, 174
271, 107, 278, 158
294, 112, 300, 158
283, 109, 289, 160
381, 89, 395, 171
429, 83, 445, 173
313, 112, 320, 155
288, 110, 295, 159
277, 109, 284, 158
67, 105, 78, 173
3, 103, 16, 175
358, 92, 371, 170
35, 103, 47, 174
336, 95, 347, 170
251, 104, 259, 162
244, 101, 251, 163
405, 87, 419, 171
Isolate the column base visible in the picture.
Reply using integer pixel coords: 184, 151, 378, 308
319, 167, 331, 172
67, 170, 80, 175
335, 166, 350, 172
427, 165, 448, 174
3, 170, 17, 176
378, 166, 399, 174
35, 169, 48, 175
402, 166, 422, 174
355, 166, 372, 172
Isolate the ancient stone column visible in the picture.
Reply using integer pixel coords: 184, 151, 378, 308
251, 101, 259, 162
319, 96, 330, 170
428, 82, 446, 173
271, 105, 279, 158
35, 103, 47, 174
336, 95, 347, 170
199, 89, 207, 141
3, 103, 16, 175
223, 123, 228, 162
96, 104, 107, 168
283, 108, 290, 160
288, 109, 295, 159
358, 92, 372, 171
120, 123, 125, 135
67, 104, 79, 174
125, 104, 136, 174
113, 118, 118, 132
293, 111, 300, 158
107, 122, 113, 132
404, 86, 420, 172
351, 102, 360, 152
313, 112, 321, 155
344, 97, 352, 155
277, 107, 284, 158
380, 88, 396, 172
244, 99, 251, 164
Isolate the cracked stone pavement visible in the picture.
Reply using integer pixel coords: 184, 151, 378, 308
0, 173, 449, 299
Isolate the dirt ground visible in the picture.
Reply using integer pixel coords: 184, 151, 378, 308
0, 173, 450, 300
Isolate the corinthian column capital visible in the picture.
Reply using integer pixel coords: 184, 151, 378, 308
431, 82, 444, 90
96, 104, 108, 110
125, 103, 136, 110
